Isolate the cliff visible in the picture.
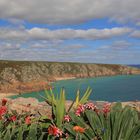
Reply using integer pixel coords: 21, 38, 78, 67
0, 60, 140, 94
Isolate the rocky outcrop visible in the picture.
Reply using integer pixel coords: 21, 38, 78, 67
4, 98, 140, 117
0, 60, 140, 94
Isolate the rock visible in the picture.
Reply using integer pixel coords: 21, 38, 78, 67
2, 97, 140, 117
94, 101, 110, 109
8, 97, 39, 114
121, 101, 140, 112
11, 97, 39, 106
6, 98, 52, 116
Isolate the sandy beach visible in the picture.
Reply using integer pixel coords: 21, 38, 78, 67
55, 76, 76, 81
0, 93, 17, 99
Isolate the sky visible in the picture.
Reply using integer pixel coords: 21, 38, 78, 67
0, 0, 140, 64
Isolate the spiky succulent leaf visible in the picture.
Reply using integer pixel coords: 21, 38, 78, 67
79, 87, 92, 105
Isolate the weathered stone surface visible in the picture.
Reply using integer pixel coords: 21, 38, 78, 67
121, 101, 140, 112
11, 97, 39, 106
7, 98, 38, 114
4, 98, 140, 118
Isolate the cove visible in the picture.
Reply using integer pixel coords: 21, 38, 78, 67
11, 75, 140, 102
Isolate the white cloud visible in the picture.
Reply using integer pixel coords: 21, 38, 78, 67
0, 0, 139, 64
131, 30, 140, 38
0, 0, 140, 24
0, 27, 132, 41
99, 40, 133, 52
0, 27, 28, 41
136, 22, 140, 26
0, 42, 20, 51
103, 40, 132, 50
0, 40, 139, 64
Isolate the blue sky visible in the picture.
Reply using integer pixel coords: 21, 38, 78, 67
0, 0, 140, 64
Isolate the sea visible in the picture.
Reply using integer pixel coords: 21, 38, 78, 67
11, 74, 140, 102
129, 65, 140, 68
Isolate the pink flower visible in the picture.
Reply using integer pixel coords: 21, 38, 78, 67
75, 104, 85, 116
75, 110, 81, 116
48, 125, 62, 137
2, 99, 7, 106
102, 103, 111, 114
0, 106, 7, 116
10, 115, 16, 121
25, 116, 31, 125
64, 115, 71, 122
84, 102, 96, 110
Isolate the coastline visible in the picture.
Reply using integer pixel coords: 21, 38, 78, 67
1, 74, 140, 99
0, 77, 76, 98
55, 76, 76, 81
0, 61, 140, 99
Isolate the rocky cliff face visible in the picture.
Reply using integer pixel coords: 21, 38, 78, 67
0, 60, 140, 93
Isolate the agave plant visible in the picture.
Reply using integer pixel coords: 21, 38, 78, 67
74, 87, 92, 108
43, 87, 92, 139
44, 87, 92, 123
44, 87, 92, 110
51, 89, 66, 128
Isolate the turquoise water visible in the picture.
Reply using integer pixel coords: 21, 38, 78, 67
11, 75, 140, 102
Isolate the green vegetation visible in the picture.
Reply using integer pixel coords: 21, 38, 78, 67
0, 88, 140, 140
65, 103, 140, 140
0, 60, 139, 83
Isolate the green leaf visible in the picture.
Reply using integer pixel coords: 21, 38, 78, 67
17, 126, 23, 140
79, 87, 92, 105
27, 124, 37, 140
75, 90, 80, 108
3, 129, 11, 140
